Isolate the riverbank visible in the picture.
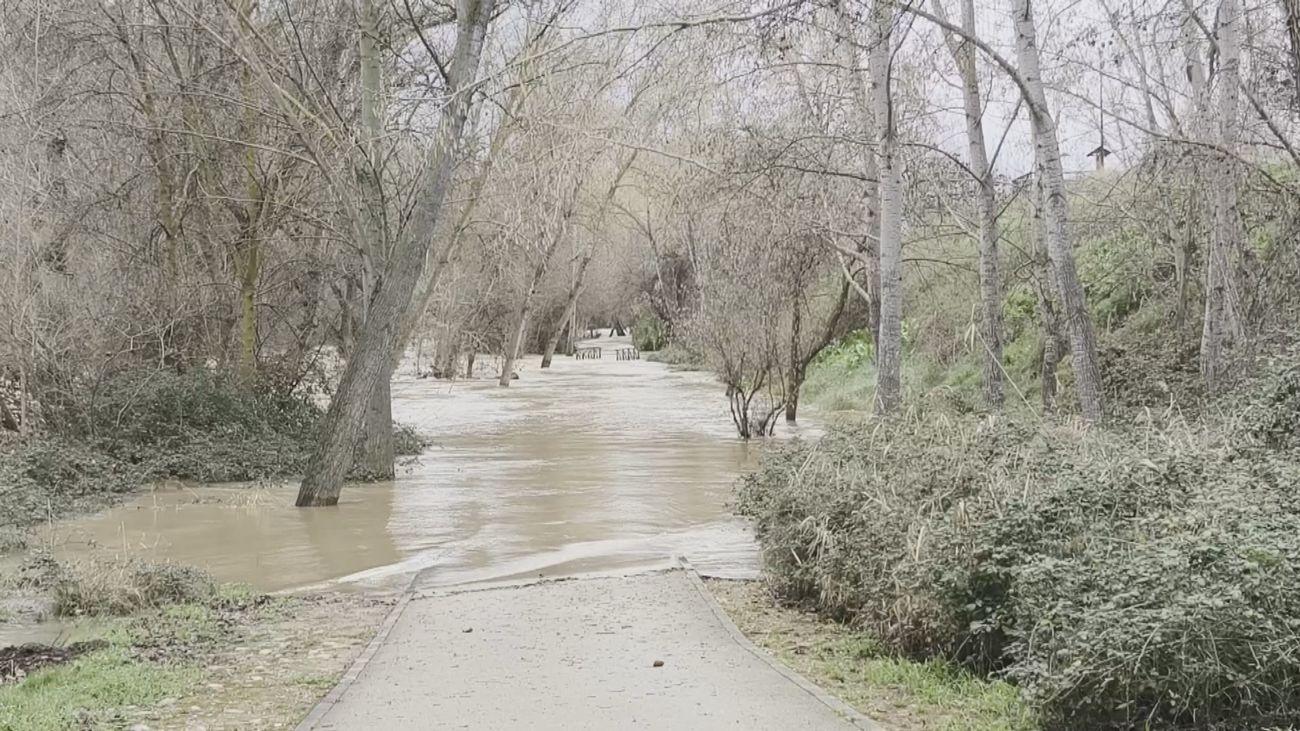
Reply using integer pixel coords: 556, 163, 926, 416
0, 558, 387, 730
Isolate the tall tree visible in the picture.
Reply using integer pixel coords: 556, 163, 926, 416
835, 0, 882, 349
871, 0, 904, 414
933, 0, 1004, 408
1199, 0, 1246, 393
296, 0, 497, 507
354, 0, 396, 478
1012, 0, 1105, 422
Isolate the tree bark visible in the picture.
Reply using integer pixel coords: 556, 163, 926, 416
540, 269, 586, 369
500, 177, 582, 386
355, 377, 394, 478
835, 0, 882, 347
871, 0, 903, 414
539, 150, 635, 369
1199, 0, 1246, 394
785, 292, 803, 423
935, 0, 1004, 408
236, 240, 259, 380
296, 0, 496, 507
499, 237, 565, 386
236, 4, 261, 381
1013, 0, 1104, 423
1030, 172, 1066, 410
1285, 0, 1300, 102
353, 0, 395, 479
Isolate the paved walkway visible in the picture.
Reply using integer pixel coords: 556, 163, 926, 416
298, 569, 874, 730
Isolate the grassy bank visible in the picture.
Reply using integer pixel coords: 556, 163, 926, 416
0, 557, 387, 730
710, 579, 1034, 730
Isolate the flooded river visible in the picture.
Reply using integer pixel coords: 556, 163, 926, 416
33, 344, 812, 596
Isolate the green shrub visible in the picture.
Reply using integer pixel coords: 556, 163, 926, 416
0, 439, 141, 528
739, 399, 1300, 729
633, 314, 670, 351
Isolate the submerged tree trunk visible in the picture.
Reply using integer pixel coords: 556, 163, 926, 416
296, 0, 496, 507
936, 0, 1004, 408
500, 179, 581, 386
1013, 0, 1104, 423
872, 0, 903, 414
1200, 0, 1246, 394
352, 0, 394, 480
355, 378, 394, 477
500, 242, 563, 385
540, 279, 584, 369
539, 151, 635, 369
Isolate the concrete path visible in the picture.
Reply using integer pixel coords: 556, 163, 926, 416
299, 569, 874, 730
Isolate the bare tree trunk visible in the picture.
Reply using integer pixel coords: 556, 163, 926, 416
236, 6, 261, 381
1285, 0, 1300, 102
500, 177, 581, 386
872, 0, 903, 414
539, 150, 635, 369
540, 269, 585, 369
1014, 0, 1104, 423
836, 0, 882, 347
353, 0, 394, 479
1175, 4, 1212, 334
355, 378, 394, 477
785, 292, 803, 423
1031, 174, 1066, 410
296, 0, 496, 507
236, 240, 259, 379
500, 240, 565, 386
935, 0, 1004, 408
1200, 0, 1246, 394
499, 304, 531, 386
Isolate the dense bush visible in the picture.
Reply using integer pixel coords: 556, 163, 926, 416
76, 370, 321, 477
0, 439, 142, 528
738, 382, 1300, 729
0, 369, 428, 528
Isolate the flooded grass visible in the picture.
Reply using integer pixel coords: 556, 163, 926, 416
708, 579, 1035, 731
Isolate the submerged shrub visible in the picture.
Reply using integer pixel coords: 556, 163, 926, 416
0, 440, 141, 528
53, 560, 215, 617
0, 369, 432, 523
739, 400, 1300, 729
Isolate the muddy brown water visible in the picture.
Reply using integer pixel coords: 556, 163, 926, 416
24, 343, 815, 605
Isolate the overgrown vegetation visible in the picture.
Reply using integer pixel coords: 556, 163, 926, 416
738, 363, 1300, 729
0, 370, 427, 530
710, 579, 1034, 730
0, 556, 384, 730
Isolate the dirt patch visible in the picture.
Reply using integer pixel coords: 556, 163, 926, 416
0, 640, 106, 683
127, 592, 390, 730
0, 589, 390, 730
706, 578, 1034, 731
